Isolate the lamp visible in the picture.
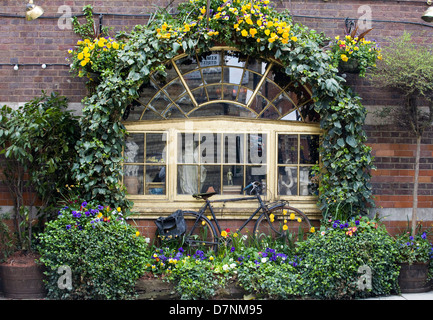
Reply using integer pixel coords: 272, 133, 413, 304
25, 0, 44, 21
422, 6, 433, 22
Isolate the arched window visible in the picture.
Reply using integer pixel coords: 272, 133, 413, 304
122, 48, 321, 218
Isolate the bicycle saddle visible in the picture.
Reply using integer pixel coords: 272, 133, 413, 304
192, 191, 217, 200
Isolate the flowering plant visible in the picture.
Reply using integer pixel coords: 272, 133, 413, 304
38, 199, 149, 299
68, 36, 124, 81
328, 27, 382, 77
395, 226, 433, 265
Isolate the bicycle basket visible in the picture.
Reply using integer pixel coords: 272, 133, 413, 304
155, 210, 186, 239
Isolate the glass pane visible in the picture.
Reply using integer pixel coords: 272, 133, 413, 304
190, 103, 256, 118
177, 133, 199, 164
223, 165, 244, 195
163, 78, 185, 101
278, 134, 298, 164
281, 109, 302, 121
145, 165, 166, 195
190, 87, 208, 106
199, 133, 220, 164
260, 105, 280, 120
246, 57, 268, 75
202, 67, 222, 85
249, 94, 268, 115
223, 85, 239, 101
148, 92, 171, 114
274, 93, 296, 117
278, 166, 297, 195
123, 165, 144, 195
146, 133, 167, 164
175, 55, 198, 74
223, 67, 243, 85
183, 70, 204, 90
206, 84, 222, 100
237, 87, 254, 105
177, 165, 200, 194
223, 51, 247, 67
198, 52, 222, 68
258, 79, 281, 103
246, 165, 266, 195
176, 94, 196, 114
140, 107, 165, 121
243, 70, 263, 92
224, 133, 244, 164
248, 133, 266, 164
201, 165, 221, 194
163, 104, 186, 119
299, 167, 318, 196
300, 135, 320, 164
124, 133, 144, 163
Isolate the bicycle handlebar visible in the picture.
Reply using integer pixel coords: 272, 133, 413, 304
243, 181, 261, 194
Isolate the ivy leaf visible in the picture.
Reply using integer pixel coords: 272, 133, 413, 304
346, 136, 357, 148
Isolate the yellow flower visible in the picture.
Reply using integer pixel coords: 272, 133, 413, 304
77, 52, 84, 60
291, 36, 298, 42
250, 28, 257, 37
202, 220, 206, 226
310, 227, 316, 233
221, 230, 228, 237
80, 59, 89, 67
200, 7, 206, 14
264, 29, 270, 36
246, 18, 253, 25
269, 213, 275, 223
135, 231, 140, 237
341, 54, 349, 62
297, 217, 302, 223
283, 224, 288, 231
290, 213, 295, 220
117, 207, 121, 212
184, 24, 190, 32
241, 29, 248, 37
257, 19, 262, 27
209, 256, 214, 261
97, 39, 105, 47
267, 21, 273, 27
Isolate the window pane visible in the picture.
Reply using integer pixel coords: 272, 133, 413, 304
177, 133, 199, 164
223, 165, 244, 194
278, 166, 297, 195
125, 133, 144, 163
124, 165, 144, 195
201, 165, 221, 194
175, 55, 198, 74
146, 133, 167, 164
300, 135, 319, 164
163, 78, 185, 101
148, 92, 171, 114
278, 134, 297, 164
190, 103, 256, 118
246, 165, 266, 194
177, 165, 200, 194
199, 133, 220, 164
224, 133, 244, 164
223, 67, 243, 84
223, 85, 239, 101
248, 133, 266, 164
146, 165, 166, 195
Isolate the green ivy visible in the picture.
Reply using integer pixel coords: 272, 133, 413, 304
70, 0, 375, 216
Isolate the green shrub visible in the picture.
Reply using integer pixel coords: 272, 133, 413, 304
295, 216, 400, 299
37, 200, 149, 299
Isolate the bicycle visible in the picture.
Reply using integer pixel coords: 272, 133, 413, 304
179, 181, 312, 252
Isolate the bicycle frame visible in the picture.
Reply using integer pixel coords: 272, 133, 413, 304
195, 193, 285, 236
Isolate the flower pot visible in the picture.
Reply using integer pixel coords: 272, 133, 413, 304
0, 252, 46, 299
398, 262, 430, 293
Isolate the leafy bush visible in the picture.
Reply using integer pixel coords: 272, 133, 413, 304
295, 216, 400, 299
37, 200, 149, 299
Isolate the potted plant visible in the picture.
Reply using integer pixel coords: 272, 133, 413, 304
328, 25, 382, 77
0, 92, 80, 298
394, 225, 433, 293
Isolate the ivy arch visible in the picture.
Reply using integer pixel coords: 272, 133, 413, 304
72, 0, 374, 217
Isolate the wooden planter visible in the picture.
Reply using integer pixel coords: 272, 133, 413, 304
135, 276, 248, 300
398, 262, 431, 293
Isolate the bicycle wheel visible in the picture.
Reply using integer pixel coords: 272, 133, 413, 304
253, 206, 312, 247
182, 211, 218, 253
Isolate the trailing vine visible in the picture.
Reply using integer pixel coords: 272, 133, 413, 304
70, 0, 375, 216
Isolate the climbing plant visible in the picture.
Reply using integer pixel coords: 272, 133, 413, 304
70, 0, 375, 216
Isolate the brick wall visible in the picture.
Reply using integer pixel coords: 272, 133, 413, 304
1, 0, 432, 229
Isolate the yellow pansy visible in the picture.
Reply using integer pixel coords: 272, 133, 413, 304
250, 28, 257, 37
283, 224, 288, 231
200, 7, 206, 14
341, 54, 349, 62
241, 29, 248, 37
291, 36, 298, 42
264, 29, 270, 36
290, 213, 295, 220
310, 227, 316, 233
77, 52, 84, 60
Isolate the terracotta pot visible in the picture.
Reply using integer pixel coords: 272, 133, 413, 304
398, 262, 430, 294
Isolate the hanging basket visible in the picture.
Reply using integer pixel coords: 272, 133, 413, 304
338, 59, 360, 74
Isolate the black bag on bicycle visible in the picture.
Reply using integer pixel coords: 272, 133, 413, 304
155, 210, 186, 239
